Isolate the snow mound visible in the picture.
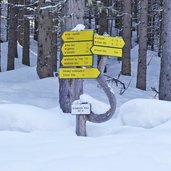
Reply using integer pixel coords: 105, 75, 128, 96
0, 104, 67, 132
119, 99, 171, 128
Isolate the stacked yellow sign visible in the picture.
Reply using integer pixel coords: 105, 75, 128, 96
59, 30, 125, 79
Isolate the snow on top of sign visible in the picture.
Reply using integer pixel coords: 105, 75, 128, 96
72, 24, 85, 31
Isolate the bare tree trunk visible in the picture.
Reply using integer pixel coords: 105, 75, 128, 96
37, 8, 57, 78
136, 0, 148, 90
121, 0, 132, 76
17, 0, 24, 45
7, 0, 18, 70
59, 0, 85, 113
0, 0, 1, 72
158, 0, 163, 58
97, 0, 108, 72
159, 0, 171, 100
22, 16, 30, 66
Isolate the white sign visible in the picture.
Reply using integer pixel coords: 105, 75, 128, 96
71, 103, 91, 115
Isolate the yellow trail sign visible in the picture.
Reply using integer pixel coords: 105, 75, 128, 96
91, 46, 122, 57
62, 41, 93, 56
62, 30, 94, 42
61, 56, 93, 66
59, 68, 100, 79
94, 35, 125, 48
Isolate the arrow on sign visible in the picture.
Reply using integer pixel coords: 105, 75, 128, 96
61, 56, 93, 67
59, 68, 100, 79
62, 30, 94, 42
94, 35, 125, 48
91, 46, 122, 57
62, 41, 93, 56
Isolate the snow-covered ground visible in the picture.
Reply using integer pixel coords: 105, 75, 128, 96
0, 38, 171, 171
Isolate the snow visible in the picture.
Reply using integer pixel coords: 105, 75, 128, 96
119, 98, 171, 128
72, 24, 85, 31
1, 35, 171, 171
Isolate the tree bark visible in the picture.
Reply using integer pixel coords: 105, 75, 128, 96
37, 8, 57, 78
17, 0, 24, 45
159, 0, 171, 100
121, 0, 132, 76
22, 16, 30, 66
7, 0, 18, 70
136, 0, 148, 90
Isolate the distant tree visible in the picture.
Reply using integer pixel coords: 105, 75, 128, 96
121, 0, 132, 76
136, 0, 148, 90
159, 0, 171, 100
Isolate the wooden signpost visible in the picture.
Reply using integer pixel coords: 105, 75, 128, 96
60, 30, 125, 136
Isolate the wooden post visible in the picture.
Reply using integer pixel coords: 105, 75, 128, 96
76, 115, 86, 136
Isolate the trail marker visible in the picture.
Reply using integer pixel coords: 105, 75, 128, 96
61, 55, 93, 67
91, 46, 122, 57
62, 41, 93, 56
59, 68, 100, 79
72, 103, 91, 115
62, 30, 94, 42
94, 35, 125, 48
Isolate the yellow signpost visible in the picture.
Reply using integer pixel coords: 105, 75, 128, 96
59, 68, 100, 79
94, 35, 125, 48
62, 41, 93, 56
62, 30, 94, 42
91, 46, 122, 57
61, 56, 93, 66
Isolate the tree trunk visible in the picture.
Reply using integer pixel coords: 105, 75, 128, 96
17, 0, 24, 45
7, 0, 18, 70
97, 0, 108, 72
22, 16, 30, 66
59, 0, 85, 113
121, 0, 132, 76
0, 0, 1, 72
37, 8, 57, 78
136, 0, 148, 90
159, 0, 171, 100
